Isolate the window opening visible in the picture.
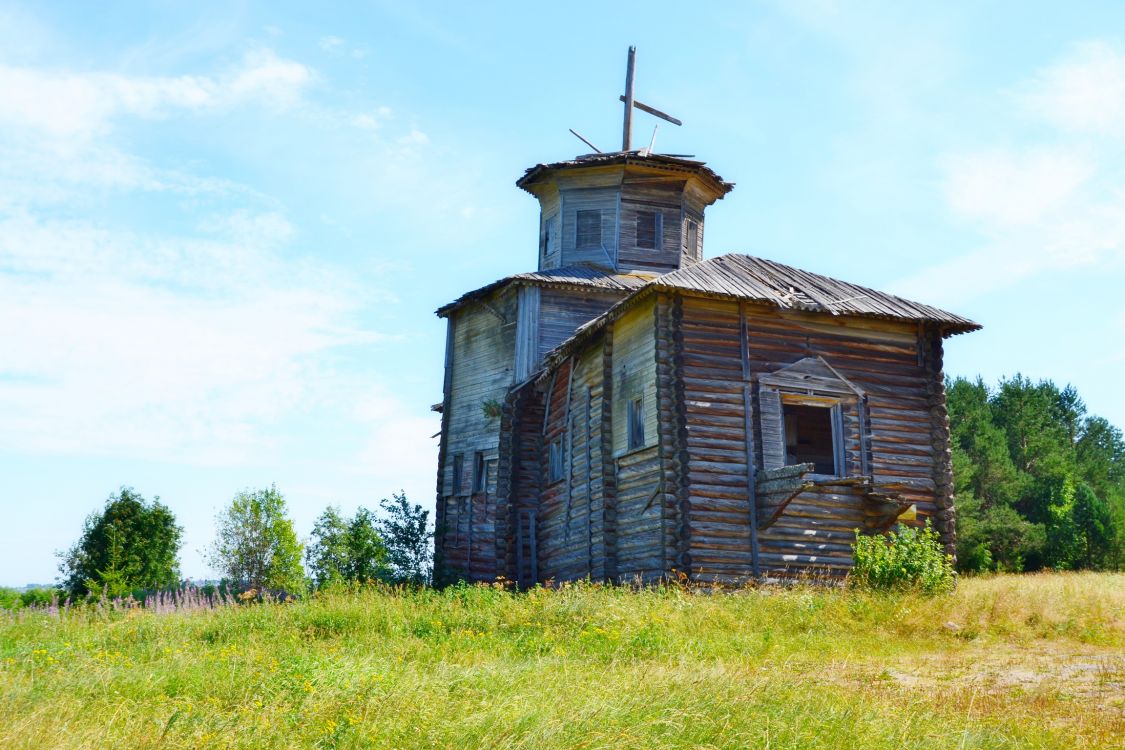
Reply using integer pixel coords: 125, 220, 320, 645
548, 438, 566, 483
576, 209, 601, 249
685, 220, 698, 258
627, 395, 645, 450
636, 211, 661, 249
782, 403, 838, 475
452, 453, 464, 494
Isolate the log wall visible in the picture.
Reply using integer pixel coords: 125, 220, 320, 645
678, 295, 947, 579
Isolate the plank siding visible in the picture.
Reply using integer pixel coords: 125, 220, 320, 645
609, 299, 664, 581
436, 287, 516, 581
617, 181, 684, 273
537, 288, 621, 364
536, 347, 608, 582
560, 187, 619, 269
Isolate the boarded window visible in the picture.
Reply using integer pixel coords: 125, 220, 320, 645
636, 211, 662, 249
548, 438, 566, 483
627, 395, 645, 450
472, 451, 486, 493
452, 453, 464, 494
576, 209, 601, 249
782, 403, 841, 475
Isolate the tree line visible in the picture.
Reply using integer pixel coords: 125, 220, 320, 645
949, 375, 1124, 572
56, 486, 433, 599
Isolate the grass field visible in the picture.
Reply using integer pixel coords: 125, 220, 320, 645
1, 573, 1122, 749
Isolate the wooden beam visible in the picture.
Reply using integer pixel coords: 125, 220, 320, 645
622, 46, 636, 151
618, 96, 684, 127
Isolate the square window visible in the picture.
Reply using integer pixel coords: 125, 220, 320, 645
627, 395, 645, 450
576, 210, 601, 249
782, 403, 839, 475
548, 438, 566, 483
472, 451, 486, 493
636, 211, 662, 249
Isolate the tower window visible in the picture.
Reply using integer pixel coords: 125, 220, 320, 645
576, 210, 602, 249
685, 220, 699, 258
636, 211, 662, 249
542, 215, 557, 256
452, 453, 465, 495
627, 395, 645, 450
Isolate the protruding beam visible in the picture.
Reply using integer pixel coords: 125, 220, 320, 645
618, 96, 683, 127
622, 46, 636, 151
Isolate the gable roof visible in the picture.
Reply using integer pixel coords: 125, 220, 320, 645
435, 265, 653, 318
536, 253, 980, 377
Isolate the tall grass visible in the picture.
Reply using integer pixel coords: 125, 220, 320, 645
1, 573, 1121, 749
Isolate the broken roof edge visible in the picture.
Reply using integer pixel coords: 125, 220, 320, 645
516, 151, 734, 197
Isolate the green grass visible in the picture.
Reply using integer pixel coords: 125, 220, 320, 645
1, 573, 1122, 749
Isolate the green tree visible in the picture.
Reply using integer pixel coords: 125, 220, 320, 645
1072, 482, 1114, 569
58, 487, 183, 599
377, 492, 433, 585
207, 485, 305, 594
306, 506, 389, 587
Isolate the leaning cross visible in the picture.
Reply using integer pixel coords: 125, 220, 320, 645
620, 46, 683, 151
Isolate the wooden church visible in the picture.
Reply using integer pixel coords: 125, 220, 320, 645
433, 50, 979, 585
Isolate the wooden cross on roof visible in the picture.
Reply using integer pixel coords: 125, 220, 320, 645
620, 46, 682, 152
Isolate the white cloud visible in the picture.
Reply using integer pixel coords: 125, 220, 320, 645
0, 211, 385, 466
1017, 40, 1125, 135
0, 49, 312, 141
942, 147, 1093, 228
319, 36, 344, 52
894, 40, 1125, 305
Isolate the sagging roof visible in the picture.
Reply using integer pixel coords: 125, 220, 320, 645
538, 253, 980, 376
517, 151, 734, 197
435, 265, 653, 318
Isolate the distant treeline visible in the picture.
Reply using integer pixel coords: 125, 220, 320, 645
948, 375, 1125, 572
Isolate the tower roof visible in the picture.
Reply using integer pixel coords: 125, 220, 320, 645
516, 151, 734, 199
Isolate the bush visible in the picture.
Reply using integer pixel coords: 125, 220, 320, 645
850, 522, 955, 595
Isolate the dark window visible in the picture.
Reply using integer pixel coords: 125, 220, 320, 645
782, 404, 839, 475
452, 453, 464, 494
576, 209, 601, 248
548, 438, 565, 483
636, 211, 661, 249
542, 215, 556, 256
627, 395, 645, 450
472, 451, 486, 493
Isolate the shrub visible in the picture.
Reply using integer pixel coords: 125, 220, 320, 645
850, 522, 955, 595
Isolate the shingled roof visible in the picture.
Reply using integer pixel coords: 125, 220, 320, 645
536, 253, 980, 377
435, 265, 653, 318
651, 254, 979, 331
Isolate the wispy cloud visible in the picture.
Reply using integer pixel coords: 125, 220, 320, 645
893, 40, 1125, 305
0, 49, 312, 141
0, 210, 384, 465
1016, 40, 1125, 136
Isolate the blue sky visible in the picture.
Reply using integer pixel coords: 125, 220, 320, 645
2, 1, 1124, 586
